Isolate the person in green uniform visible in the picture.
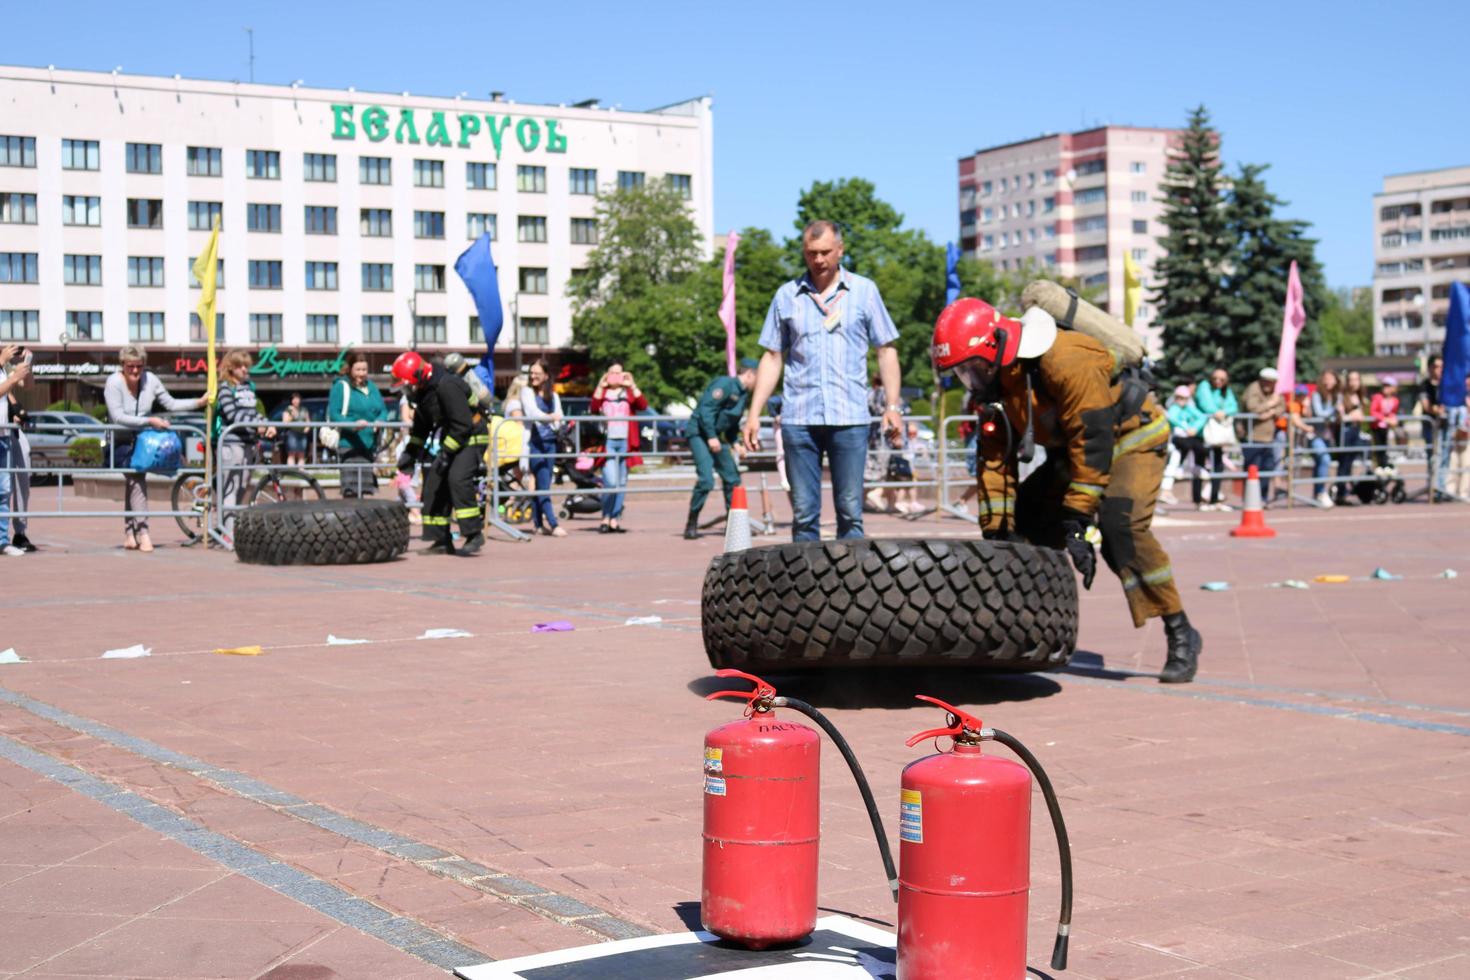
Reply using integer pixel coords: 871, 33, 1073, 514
684, 359, 758, 539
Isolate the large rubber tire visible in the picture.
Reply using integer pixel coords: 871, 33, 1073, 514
233, 499, 409, 566
702, 538, 1077, 672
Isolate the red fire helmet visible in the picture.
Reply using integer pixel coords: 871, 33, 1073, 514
932, 298, 1024, 378
390, 350, 431, 388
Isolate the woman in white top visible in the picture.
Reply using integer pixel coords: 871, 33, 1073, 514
518, 360, 565, 537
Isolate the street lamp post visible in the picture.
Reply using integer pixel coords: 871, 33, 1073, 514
58, 331, 71, 410
407, 292, 419, 351
510, 296, 522, 374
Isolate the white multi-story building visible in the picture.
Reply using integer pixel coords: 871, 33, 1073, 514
1371, 165, 1470, 356
957, 125, 1179, 355
0, 64, 713, 399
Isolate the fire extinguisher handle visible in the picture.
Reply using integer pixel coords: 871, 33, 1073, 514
905, 695, 986, 746
705, 670, 777, 707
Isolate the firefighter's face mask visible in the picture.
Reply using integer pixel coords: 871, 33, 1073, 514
952, 358, 998, 393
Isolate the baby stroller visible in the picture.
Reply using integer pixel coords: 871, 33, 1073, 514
554, 425, 605, 520
489, 464, 534, 524
1351, 464, 1408, 505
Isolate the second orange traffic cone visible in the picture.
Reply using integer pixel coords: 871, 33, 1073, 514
1230, 465, 1276, 539
723, 485, 752, 552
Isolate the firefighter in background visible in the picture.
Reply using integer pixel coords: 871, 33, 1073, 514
684, 359, 758, 540
393, 351, 489, 557
932, 298, 1203, 683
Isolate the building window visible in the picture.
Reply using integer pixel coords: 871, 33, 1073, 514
980, 180, 993, 195
360, 156, 391, 185
1076, 158, 1106, 177
1000, 177, 1009, 193
248, 260, 283, 289
1045, 253, 1058, 267
1028, 228, 1037, 243
413, 159, 445, 187
1075, 187, 1106, 206
1380, 203, 1421, 221
187, 201, 223, 231
1077, 246, 1108, 263
1043, 196, 1056, 214
61, 139, 99, 171
1131, 248, 1147, 261
960, 186, 977, 211
1130, 161, 1146, 174
1027, 200, 1036, 217
360, 208, 392, 237
189, 311, 222, 343
304, 205, 338, 235
247, 203, 282, 232
361, 263, 393, 291
467, 162, 496, 190
0, 310, 39, 341
303, 152, 337, 182
187, 257, 224, 289
1382, 316, 1405, 331
563, 216, 598, 246
1132, 219, 1148, 234
128, 311, 165, 342
246, 149, 280, 179
1135, 303, 1149, 318
960, 211, 977, 234
67, 310, 102, 340
1431, 226, 1470, 242
1012, 203, 1024, 218
981, 234, 994, 251
60, 253, 99, 285
127, 256, 165, 287
187, 146, 222, 176
1042, 169, 1057, 185
616, 170, 645, 191
1077, 216, 1107, 233
517, 215, 547, 243
414, 210, 445, 239
512, 164, 546, 193
125, 142, 162, 174
304, 261, 338, 290
414, 264, 446, 291
519, 316, 550, 346
981, 207, 993, 223
1, 252, 38, 283
413, 315, 447, 344
63, 195, 101, 226
250, 313, 283, 343
519, 267, 548, 294
1131, 190, 1148, 204
570, 168, 597, 195
666, 173, 692, 199
0, 135, 36, 168
126, 198, 164, 229
467, 212, 496, 240
306, 314, 339, 344
362, 315, 394, 344
1044, 223, 1057, 239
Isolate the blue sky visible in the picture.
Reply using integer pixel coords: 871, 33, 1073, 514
6, 0, 1466, 288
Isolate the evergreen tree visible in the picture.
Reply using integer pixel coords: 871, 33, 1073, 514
1222, 163, 1329, 383
1152, 106, 1233, 387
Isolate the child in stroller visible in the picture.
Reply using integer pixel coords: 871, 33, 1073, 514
555, 424, 605, 520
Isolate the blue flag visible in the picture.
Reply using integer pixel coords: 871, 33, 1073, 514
1442, 281, 1469, 407
454, 233, 504, 387
945, 242, 962, 306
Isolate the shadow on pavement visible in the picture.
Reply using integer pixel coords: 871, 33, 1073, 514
689, 668, 1063, 709
1063, 649, 1156, 682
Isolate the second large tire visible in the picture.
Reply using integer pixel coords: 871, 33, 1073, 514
702, 538, 1077, 671
233, 498, 409, 566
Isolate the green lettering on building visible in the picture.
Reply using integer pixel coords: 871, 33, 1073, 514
250, 346, 351, 379
362, 105, 390, 142
327, 103, 569, 155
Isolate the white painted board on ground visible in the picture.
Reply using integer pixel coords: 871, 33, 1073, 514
327, 635, 371, 645
101, 644, 151, 659
455, 914, 896, 979
418, 628, 473, 640
0, 648, 22, 664
625, 615, 663, 626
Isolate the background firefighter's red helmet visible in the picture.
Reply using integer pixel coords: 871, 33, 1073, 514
932, 298, 1024, 379
391, 350, 431, 388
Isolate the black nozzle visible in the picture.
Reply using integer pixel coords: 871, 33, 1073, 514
1051, 930, 1069, 971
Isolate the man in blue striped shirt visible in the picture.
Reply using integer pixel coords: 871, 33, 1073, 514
743, 221, 903, 540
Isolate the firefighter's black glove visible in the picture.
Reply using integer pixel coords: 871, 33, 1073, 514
1060, 516, 1098, 590
431, 451, 453, 477
396, 449, 417, 474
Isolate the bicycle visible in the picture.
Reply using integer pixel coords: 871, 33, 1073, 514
172, 464, 326, 542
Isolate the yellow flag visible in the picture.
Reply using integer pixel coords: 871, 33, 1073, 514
1122, 250, 1142, 327
192, 216, 222, 402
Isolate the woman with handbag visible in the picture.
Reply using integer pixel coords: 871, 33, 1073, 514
104, 345, 206, 552
327, 351, 389, 498
1194, 369, 1239, 511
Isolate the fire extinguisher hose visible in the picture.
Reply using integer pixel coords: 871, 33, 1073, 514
989, 729, 1073, 971
771, 697, 900, 903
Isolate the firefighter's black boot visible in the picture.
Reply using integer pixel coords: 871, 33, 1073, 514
683, 511, 700, 540
1160, 611, 1202, 684
456, 532, 485, 556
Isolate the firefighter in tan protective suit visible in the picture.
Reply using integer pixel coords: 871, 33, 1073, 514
932, 297, 1202, 682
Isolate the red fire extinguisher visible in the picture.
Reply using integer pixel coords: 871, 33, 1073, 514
897, 696, 1073, 979
702, 670, 898, 949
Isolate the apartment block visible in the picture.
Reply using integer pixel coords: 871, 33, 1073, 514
1371, 165, 1470, 356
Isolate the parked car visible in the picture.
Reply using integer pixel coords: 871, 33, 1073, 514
25, 411, 109, 471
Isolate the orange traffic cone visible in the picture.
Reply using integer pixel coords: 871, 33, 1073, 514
724, 485, 752, 552
1230, 465, 1276, 539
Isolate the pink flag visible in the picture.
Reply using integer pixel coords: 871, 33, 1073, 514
1275, 260, 1307, 393
718, 231, 742, 376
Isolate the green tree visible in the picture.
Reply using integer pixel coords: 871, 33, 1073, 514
1222, 162, 1329, 383
1319, 287, 1374, 357
568, 183, 703, 307
1152, 106, 1233, 387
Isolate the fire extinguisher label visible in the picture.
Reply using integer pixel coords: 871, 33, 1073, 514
703, 746, 723, 774
899, 789, 924, 843
704, 775, 727, 796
